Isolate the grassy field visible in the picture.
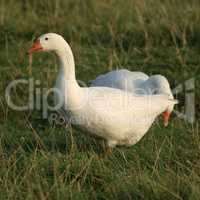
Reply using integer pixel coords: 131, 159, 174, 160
0, 0, 200, 199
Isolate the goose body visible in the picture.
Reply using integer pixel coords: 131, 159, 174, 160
66, 87, 175, 147
29, 33, 177, 147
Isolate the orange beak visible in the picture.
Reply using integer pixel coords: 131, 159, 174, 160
28, 40, 43, 54
163, 110, 171, 127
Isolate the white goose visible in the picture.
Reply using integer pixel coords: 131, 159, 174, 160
90, 69, 174, 126
29, 33, 177, 147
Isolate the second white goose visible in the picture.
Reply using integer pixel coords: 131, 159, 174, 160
90, 69, 174, 126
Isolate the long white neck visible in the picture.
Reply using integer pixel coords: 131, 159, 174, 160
55, 42, 77, 81
55, 41, 82, 108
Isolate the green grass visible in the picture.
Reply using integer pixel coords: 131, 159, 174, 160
0, 0, 200, 199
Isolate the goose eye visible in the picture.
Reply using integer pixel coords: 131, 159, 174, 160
45, 37, 48, 41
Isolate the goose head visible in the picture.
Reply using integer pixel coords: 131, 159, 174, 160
152, 75, 175, 127
144, 75, 175, 127
28, 33, 67, 54
151, 75, 175, 127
